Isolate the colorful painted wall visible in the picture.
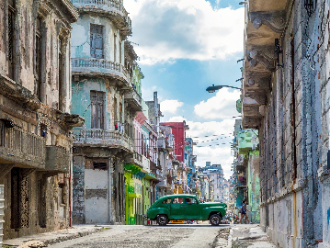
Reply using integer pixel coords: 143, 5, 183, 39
247, 150, 260, 223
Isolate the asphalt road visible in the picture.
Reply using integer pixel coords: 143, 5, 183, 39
48, 223, 231, 248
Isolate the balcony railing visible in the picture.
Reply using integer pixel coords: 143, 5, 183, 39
124, 88, 142, 111
0, 124, 46, 169
73, 129, 132, 151
71, 0, 132, 32
157, 137, 166, 149
46, 146, 71, 173
142, 156, 150, 172
71, 58, 131, 83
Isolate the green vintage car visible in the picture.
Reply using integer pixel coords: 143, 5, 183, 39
147, 194, 227, 226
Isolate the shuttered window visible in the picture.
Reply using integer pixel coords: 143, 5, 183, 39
8, 0, 15, 79
90, 24, 104, 59
90, 91, 105, 129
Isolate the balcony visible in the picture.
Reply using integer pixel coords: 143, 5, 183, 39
71, 0, 132, 36
71, 58, 131, 84
124, 88, 142, 111
150, 160, 161, 175
157, 137, 166, 149
242, 0, 288, 128
73, 129, 132, 152
45, 146, 70, 173
0, 124, 46, 169
166, 134, 174, 150
142, 156, 150, 173
125, 151, 142, 168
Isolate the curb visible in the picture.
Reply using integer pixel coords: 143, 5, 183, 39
227, 228, 234, 248
3, 226, 106, 248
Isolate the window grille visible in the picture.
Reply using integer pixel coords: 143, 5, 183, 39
90, 24, 104, 58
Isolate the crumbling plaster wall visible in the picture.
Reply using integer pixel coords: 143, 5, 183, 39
2, 171, 69, 239
318, 0, 330, 247
258, 0, 324, 247
0, 0, 73, 113
71, 13, 123, 62
72, 149, 126, 225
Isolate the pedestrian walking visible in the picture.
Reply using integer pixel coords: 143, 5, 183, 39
239, 200, 249, 224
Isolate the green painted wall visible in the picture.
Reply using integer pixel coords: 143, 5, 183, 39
247, 150, 260, 223
71, 78, 109, 129
133, 65, 143, 95
142, 178, 151, 215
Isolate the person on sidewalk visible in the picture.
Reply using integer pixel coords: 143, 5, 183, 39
239, 200, 250, 224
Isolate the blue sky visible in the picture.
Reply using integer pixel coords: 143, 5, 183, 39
124, 0, 244, 178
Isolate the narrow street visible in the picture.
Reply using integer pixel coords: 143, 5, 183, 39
48, 224, 229, 248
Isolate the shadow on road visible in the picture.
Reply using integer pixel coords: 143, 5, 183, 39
145, 224, 231, 228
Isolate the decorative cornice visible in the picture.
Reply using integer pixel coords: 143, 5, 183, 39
245, 91, 267, 105
249, 10, 286, 33
246, 75, 271, 91
247, 46, 276, 71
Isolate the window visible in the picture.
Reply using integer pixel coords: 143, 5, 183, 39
172, 197, 183, 204
90, 91, 104, 129
90, 24, 103, 58
114, 33, 117, 62
185, 197, 197, 204
8, 0, 15, 79
0, 121, 4, 147
35, 17, 42, 100
162, 198, 171, 204
58, 37, 63, 110
93, 162, 107, 170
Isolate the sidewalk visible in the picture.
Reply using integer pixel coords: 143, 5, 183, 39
2, 225, 107, 248
227, 224, 277, 248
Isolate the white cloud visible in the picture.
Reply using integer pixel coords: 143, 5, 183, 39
194, 88, 241, 120
160, 100, 184, 114
124, 0, 244, 64
167, 116, 236, 179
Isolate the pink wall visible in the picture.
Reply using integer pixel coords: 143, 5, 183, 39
161, 122, 185, 164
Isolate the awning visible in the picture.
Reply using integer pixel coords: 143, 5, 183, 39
144, 173, 157, 180
128, 193, 142, 198
124, 164, 141, 174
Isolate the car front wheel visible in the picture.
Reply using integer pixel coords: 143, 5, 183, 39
157, 215, 168, 226
210, 214, 221, 226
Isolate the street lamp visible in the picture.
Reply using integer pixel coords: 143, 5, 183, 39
206, 84, 242, 93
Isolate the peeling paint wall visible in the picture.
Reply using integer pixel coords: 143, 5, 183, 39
257, 0, 328, 247
248, 151, 260, 223
0, 0, 78, 240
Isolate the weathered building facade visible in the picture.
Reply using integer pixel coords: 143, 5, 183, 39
0, 0, 82, 240
242, 0, 330, 246
70, 0, 139, 224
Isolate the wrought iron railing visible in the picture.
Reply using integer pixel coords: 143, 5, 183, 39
73, 129, 132, 151
71, 58, 131, 82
